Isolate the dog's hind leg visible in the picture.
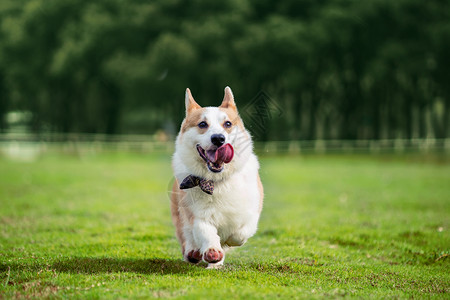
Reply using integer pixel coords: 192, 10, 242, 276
171, 181, 186, 256
225, 211, 259, 248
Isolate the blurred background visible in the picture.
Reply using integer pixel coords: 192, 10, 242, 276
0, 0, 449, 154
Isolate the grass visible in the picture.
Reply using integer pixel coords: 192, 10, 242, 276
0, 151, 449, 299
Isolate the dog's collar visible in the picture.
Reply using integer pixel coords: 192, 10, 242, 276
179, 175, 214, 195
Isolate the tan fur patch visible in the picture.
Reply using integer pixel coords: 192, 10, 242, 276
219, 107, 245, 132
171, 178, 197, 255
181, 108, 207, 134
257, 174, 264, 213
171, 179, 186, 254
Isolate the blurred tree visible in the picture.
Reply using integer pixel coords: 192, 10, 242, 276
0, 0, 448, 139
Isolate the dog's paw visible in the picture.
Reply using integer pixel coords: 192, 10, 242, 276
185, 249, 202, 264
203, 248, 224, 263
225, 235, 247, 247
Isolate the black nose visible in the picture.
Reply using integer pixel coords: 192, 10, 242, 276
211, 134, 225, 147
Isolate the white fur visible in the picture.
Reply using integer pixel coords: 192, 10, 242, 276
172, 99, 262, 268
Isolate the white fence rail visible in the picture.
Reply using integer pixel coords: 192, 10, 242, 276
0, 133, 448, 161
257, 139, 450, 154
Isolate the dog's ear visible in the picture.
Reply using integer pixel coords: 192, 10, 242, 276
185, 88, 201, 114
220, 86, 237, 110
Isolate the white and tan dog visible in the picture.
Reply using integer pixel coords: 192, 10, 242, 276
171, 86, 263, 268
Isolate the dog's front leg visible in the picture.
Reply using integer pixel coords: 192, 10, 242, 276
192, 218, 224, 266
182, 225, 202, 264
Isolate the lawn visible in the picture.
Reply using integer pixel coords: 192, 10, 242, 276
0, 151, 449, 298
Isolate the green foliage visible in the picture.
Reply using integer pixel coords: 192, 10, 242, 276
0, 0, 449, 138
0, 153, 449, 298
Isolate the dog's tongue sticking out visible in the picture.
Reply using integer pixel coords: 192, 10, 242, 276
206, 143, 234, 164
217, 143, 234, 163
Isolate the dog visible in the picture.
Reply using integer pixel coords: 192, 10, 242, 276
171, 86, 263, 268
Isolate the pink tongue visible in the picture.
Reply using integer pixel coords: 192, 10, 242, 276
206, 143, 234, 164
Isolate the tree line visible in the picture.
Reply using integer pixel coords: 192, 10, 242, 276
0, 0, 448, 141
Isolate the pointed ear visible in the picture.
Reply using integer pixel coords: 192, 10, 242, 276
220, 86, 237, 110
185, 88, 201, 114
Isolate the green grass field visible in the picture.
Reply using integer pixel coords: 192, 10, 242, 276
0, 152, 449, 299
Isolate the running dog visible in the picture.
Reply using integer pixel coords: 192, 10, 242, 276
171, 86, 263, 268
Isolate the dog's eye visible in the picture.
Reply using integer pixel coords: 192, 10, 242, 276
198, 121, 208, 129
224, 121, 232, 128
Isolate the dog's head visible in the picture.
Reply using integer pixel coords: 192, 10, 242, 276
175, 87, 253, 179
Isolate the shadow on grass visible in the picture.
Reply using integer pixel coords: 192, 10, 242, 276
52, 257, 195, 275
1, 257, 197, 276
1, 257, 322, 277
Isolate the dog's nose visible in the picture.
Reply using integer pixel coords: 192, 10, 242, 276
211, 134, 225, 147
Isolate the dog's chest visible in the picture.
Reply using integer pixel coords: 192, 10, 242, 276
188, 173, 258, 229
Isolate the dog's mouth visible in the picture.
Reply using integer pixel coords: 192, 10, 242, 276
196, 144, 234, 173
